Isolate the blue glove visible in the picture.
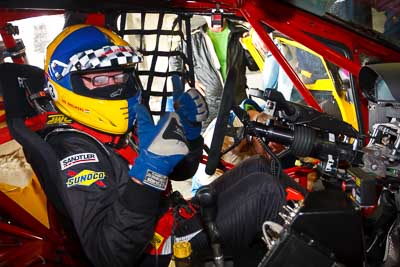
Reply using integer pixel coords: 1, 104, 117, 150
129, 104, 189, 191
172, 76, 208, 140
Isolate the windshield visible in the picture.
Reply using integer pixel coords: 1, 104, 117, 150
284, 0, 400, 49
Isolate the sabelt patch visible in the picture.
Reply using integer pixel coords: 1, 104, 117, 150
66, 169, 106, 188
60, 153, 99, 170
143, 170, 168, 191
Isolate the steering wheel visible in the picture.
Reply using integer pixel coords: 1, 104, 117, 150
205, 68, 237, 175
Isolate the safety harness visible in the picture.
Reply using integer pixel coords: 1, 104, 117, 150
25, 111, 138, 165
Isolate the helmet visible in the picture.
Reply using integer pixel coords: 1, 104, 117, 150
45, 24, 143, 134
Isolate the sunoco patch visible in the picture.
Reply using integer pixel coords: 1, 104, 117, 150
66, 169, 106, 188
60, 153, 99, 170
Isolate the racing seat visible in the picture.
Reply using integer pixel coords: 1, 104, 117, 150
0, 63, 86, 266
0, 63, 66, 213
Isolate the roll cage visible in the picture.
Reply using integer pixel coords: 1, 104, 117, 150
2, 0, 400, 133
1, 0, 400, 266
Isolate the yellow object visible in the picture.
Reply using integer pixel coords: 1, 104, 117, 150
275, 36, 358, 130
0, 140, 49, 228
241, 34, 265, 71
0, 174, 49, 228
173, 241, 192, 259
48, 83, 132, 134
355, 177, 361, 187
300, 69, 312, 79
150, 232, 165, 250
244, 33, 359, 130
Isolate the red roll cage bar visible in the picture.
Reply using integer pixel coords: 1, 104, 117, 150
0, 1, 400, 265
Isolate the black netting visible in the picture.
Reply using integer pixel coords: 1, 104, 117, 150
117, 12, 194, 119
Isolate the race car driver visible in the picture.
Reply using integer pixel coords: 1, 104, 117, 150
42, 24, 305, 267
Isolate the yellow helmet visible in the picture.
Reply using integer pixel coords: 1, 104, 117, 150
45, 24, 143, 134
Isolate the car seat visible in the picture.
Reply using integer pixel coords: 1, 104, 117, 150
0, 62, 88, 266
0, 63, 68, 214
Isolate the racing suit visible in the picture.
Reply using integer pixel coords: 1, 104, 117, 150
43, 125, 203, 267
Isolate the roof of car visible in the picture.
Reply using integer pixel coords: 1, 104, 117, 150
0, 0, 241, 10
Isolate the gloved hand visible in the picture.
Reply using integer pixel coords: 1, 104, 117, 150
239, 98, 263, 112
227, 98, 263, 127
129, 104, 189, 191
172, 76, 209, 140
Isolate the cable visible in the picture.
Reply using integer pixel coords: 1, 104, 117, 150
253, 132, 282, 179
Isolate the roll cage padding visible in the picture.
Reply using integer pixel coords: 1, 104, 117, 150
205, 68, 237, 175
0, 63, 68, 217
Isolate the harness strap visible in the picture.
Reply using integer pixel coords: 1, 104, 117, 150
29, 111, 138, 164
146, 191, 197, 256
68, 121, 138, 165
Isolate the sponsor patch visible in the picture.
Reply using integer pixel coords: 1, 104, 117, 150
60, 153, 99, 170
47, 82, 58, 100
17, 77, 27, 88
143, 170, 168, 191
66, 169, 106, 188
150, 232, 164, 250
47, 114, 72, 125
61, 99, 90, 113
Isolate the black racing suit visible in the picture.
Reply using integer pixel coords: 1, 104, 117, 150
44, 128, 306, 267
44, 128, 202, 267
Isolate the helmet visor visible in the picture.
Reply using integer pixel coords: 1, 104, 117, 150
70, 68, 142, 100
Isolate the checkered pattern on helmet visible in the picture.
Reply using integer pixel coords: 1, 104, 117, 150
51, 45, 143, 80
69, 45, 142, 71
